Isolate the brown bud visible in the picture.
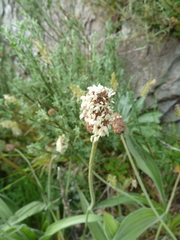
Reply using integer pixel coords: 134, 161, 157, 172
6, 144, 15, 151
112, 113, 125, 134
48, 108, 56, 115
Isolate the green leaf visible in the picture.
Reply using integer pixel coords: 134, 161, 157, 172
40, 214, 103, 240
104, 212, 119, 239
2, 201, 46, 230
135, 97, 145, 113
138, 112, 162, 123
113, 208, 159, 240
96, 193, 163, 211
168, 214, 180, 234
118, 92, 132, 122
124, 132, 166, 206
0, 224, 43, 240
0, 197, 13, 220
0, 194, 17, 213
78, 188, 109, 240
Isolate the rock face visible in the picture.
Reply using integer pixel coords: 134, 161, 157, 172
1, 0, 180, 127
119, 29, 180, 126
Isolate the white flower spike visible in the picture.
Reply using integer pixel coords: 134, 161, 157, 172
80, 84, 115, 142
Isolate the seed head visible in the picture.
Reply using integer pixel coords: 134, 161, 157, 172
112, 113, 125, 134
80, 84, 115, 142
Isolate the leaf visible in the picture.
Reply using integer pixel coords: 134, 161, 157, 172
168, 214, 180, 234
124, 131, 166, 206
40, 214, 103, 240
0, 197, 13, 220
0, 194, 17, 214
78, 188, 109, 240
103, 212, 120, 239
0, 224, 43, 240
2, 201, 46, 230
113, 208, 159, 240
135, 97, 145, 113
117, 92, 132, 122
96, 193, 163, 211
138, 112, 162, 123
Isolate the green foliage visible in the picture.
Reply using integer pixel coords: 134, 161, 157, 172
0, 1, 180, 240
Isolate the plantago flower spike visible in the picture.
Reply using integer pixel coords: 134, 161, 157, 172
80, 84, 115, 142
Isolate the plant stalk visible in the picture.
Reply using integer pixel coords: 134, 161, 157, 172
81, 140, 98, 240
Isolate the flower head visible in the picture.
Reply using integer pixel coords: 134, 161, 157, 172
80, 84, 115, 142
3, 94, 17, 104
56, 135, 69, 154
0, 121, 22, 136
112, 113, 125, 134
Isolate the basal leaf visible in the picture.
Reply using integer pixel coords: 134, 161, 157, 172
124, 131, 166, 206
40, 214, 103, 240
78, 188, 108, 240
103, 212, 119, 239
113, 208, 159, 240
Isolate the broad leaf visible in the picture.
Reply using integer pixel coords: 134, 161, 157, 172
2, 201, 46, 230
78, 188, 108, 240
104, 212, 119, 239
40, 214, 103, 240
124, 132, 165, 206
113, 208, 159, 240
138, 112, 162, 123
0, 224, 43, 240
0, 198, 13, 220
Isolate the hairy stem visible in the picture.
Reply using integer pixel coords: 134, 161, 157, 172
81, 140, 98, 240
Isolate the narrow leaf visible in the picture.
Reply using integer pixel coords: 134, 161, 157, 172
96, 193, 163, 211
124, 132, 165, 206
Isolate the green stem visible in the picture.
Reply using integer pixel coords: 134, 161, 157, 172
88, 140, 98, 210
121, 134, 177, 240
78, 154, 145, 208
81, 140, 98, 240
155, 172, 180, 240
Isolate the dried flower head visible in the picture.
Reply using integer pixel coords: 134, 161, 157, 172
56, 135, 69, 154
112, 113, 125, 134
48, 108, 56, 115
80, 84, 115, 142
6, 144, 15, 152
